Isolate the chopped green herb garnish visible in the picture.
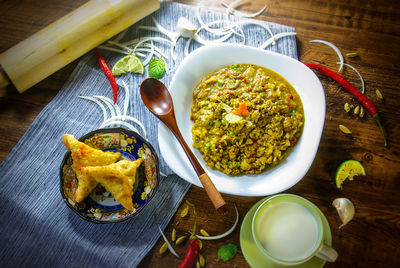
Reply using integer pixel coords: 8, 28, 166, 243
229, 130, 235, 135
209, 121, 214, 126
218, 244, 238, 262
234, 92, 238, 97
290, 110, 296, 116
217, 120, 222, 126
218, 79, 225, 85
236, 162, 240, 167
205, 142, 211, 149
228, 161, 232, 165
235, 136, 240, 140
260, 92, 265, 97
231, 63, 242, 71
148, 58, 166, 79
203, 101, 209, 105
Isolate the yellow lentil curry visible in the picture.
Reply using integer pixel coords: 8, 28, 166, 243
190, 64, 304, 176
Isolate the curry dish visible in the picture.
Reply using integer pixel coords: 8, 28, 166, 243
190, 64, 304, 176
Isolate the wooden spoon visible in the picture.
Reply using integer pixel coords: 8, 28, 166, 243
140, 78, 227, 215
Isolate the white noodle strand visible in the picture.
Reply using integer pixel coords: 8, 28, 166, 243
101, 120, 140, 133
339, 62, 365, 94
118, 80, 130, 119
78, 96, 108, 121
261, 32, 296, 49
310, 39, 344, 72
222, 0, 267, 18
101, 115, 147, 139
94, 96, 121, 117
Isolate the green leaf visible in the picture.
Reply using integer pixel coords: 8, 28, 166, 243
217, 243, 238, 262
148, 58, 165, 79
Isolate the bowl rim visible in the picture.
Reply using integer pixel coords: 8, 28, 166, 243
59, 127, 160, 224
158, 43, 325, 196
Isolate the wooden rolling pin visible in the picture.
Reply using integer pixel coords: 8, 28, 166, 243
0, 0, 160, 93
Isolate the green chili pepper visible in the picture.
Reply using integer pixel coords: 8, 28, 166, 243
209, 121, 214, 126
290, 110, 296, 116
236, 162, 240, 167
228, 161, 232, 165
204, 101, 209, 105
218, 79, 225, 85
235, 136, 240, 140
229, 130, 235, 135
217, 120, 222, 126
260, 92, 265, 97
205, 142, 211, 149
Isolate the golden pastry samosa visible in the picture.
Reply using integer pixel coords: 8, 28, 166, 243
62, 134, 121, 202
80, 159, 143, 211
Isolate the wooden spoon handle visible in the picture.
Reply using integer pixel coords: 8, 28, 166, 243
173, 132, 227, 214
165, 117, 227, 214
199, 173, 227, 214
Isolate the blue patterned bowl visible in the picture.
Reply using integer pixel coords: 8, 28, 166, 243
60, 128, 160, 223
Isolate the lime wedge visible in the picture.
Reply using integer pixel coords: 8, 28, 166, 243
112, 54, 144, 76
335, 160, 366, 188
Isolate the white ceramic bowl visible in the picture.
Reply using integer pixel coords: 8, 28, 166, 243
158, 44, 325, 196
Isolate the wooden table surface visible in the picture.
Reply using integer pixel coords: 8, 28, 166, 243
1, 0, 399, 267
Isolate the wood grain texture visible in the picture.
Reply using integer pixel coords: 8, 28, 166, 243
0, 0, 399, 267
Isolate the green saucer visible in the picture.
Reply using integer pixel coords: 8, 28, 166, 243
240, 197, 332, 268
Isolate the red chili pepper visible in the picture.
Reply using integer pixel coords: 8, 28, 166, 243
178, 239, 199, 268
94, 49, 118, 103
289, 94, 294, 99
190, 115, 193, 121
291, 137, 298, 146
178, 202, 199, 268
305, 62, 387, 146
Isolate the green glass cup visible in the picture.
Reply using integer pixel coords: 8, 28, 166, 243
251, 194, 338, 266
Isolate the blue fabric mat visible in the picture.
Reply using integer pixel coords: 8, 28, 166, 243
0, 2, 297, 267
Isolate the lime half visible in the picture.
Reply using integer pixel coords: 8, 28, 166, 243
112, 54, 144, 76
335, 160, 366, 188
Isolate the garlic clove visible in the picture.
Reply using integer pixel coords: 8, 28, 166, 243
332, 198, 355, 229
177, 17, 198, 38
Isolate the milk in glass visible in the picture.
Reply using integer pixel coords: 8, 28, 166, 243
256, 202, 319, 261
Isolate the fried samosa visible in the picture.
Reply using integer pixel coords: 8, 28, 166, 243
80, 159, 143, 211
62, 134, 121, 202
